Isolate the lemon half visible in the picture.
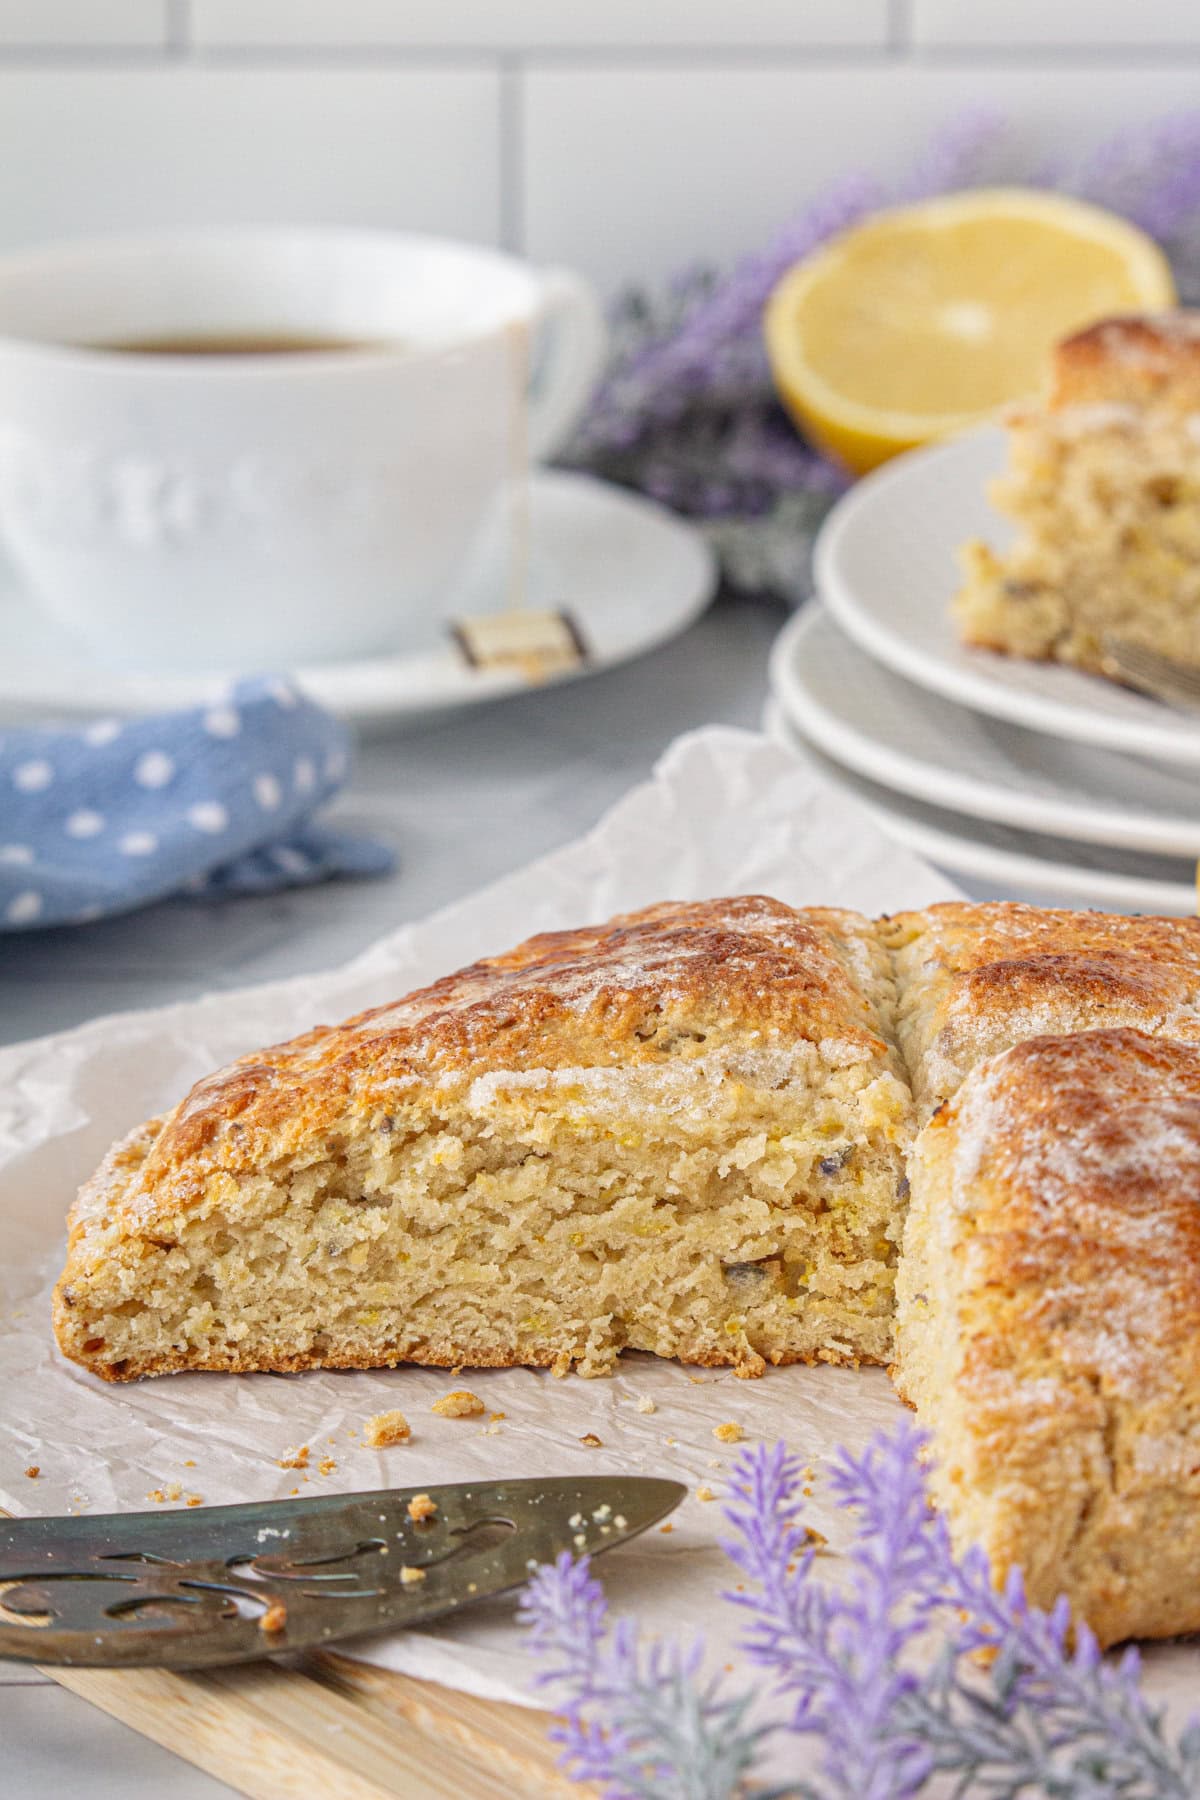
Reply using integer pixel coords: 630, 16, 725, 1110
764, 187, 1176, 475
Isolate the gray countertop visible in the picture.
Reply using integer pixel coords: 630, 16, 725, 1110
0, 592, 790, 1798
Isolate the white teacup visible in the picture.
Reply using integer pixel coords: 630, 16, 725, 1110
0, 228, 606, 672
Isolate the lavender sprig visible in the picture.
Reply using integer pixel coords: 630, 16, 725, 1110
519, 1550, 766, 1800
719, 1437, 933, 1799
524, 1425, 1200, 1799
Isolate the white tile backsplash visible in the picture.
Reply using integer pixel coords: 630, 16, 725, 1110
0, 0, 166, 47
522, 61, 1200, 293
0, 12, 1194, 289
0, 67, 500, 249
913, 0, 1200, 49
191, 1, 890, 52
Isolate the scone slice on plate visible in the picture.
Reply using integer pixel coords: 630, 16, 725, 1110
54, 897, 915, 1383
884, 901, 1200, 1118
953, 312, 1200, 676
895, 1027, 1200, 1647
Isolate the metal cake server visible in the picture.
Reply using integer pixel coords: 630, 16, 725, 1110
0, 1475, 684, 1670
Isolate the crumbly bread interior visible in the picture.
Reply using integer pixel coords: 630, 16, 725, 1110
54, 899, 913, 1382
953, 313, 1200, 675
895, 1029, 1200, 1647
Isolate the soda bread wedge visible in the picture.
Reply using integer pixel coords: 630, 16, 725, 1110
54, 897, 914, 1383
894, 1029, 1200, 1646
954, 313, 1200, 677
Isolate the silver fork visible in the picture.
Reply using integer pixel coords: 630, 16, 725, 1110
1101, 636, 1200, 715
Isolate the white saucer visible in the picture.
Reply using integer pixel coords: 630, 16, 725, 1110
816, 425, 1200, 768
764, 698, 1198, 914
770, 604, 1200, 858
0, 471, 717, 726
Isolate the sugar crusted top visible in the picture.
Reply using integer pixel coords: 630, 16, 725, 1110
942, 1028, 1200, 1400
1049, 311, 1200, 413
885, 901, 1200, 1112
69, 897, 901, 1237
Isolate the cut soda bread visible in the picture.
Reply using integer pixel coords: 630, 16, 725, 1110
954, 313, 1200, 676
54, 896, 1200, 1644
894, 1029, 1200, 1646
53, 897, 914, 1383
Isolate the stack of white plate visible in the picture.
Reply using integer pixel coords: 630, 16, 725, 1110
766, 425, 1200, 913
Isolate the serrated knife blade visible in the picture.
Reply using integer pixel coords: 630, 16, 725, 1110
0, 1474, 685, 1670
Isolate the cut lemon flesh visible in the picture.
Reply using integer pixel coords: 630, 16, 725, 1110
764, 187, 1176, 474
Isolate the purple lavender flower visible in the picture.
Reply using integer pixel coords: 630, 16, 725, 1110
720, 1429, 936, 1799
524, 1424, 1200, 1798
1076, 111, 1200, 244
519, 1550, 765, 1800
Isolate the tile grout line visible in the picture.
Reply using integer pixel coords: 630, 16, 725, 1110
0, 41, 1195, 68
889, 0, 914, 55
165, 0, 190, 58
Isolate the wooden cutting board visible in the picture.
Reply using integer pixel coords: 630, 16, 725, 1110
44, 1651, 587, 1799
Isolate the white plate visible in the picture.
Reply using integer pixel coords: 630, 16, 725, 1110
816, 425, 1200, 768
764, 698, 1198, 914
0, 471, 717, 726
770, 604, 1200, 858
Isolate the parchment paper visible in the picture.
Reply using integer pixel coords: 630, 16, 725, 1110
3, 727, 1197, 1730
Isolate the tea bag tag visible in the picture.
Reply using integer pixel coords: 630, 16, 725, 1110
451, 610, 589, 683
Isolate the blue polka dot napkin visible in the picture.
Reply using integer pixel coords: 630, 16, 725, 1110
0, 677, 394, 930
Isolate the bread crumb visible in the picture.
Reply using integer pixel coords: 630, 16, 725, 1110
660, 1523, 674, 1534
407, 1492, 438, 1523
259, 1600, 288, 1634
317, 1456, 337, 1476
431, 1390, 484, 1419
288, 1486, 300, 1497
278, 1444, 309, 1469
186, 1494, 203, 1507
490, 1411, 506, 1422
579, 1432, 603, 1448
804, 1526, 828, 1548
696, 1486, 715, 1502
713, 1422, 744, 1444
635, 1395, 656, 1414
184, 1460, 196, 1469
23, 1466, 38, 1479
364, 1409, 411, 1448
400, 1565, 426, 1585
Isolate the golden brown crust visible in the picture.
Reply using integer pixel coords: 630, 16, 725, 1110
63, 896, 893, 1250
73, 1337, 857, 1384
898, 1028, 1200, 1645
883, 901, 1200, 1114
1049, 311, 1200, 413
